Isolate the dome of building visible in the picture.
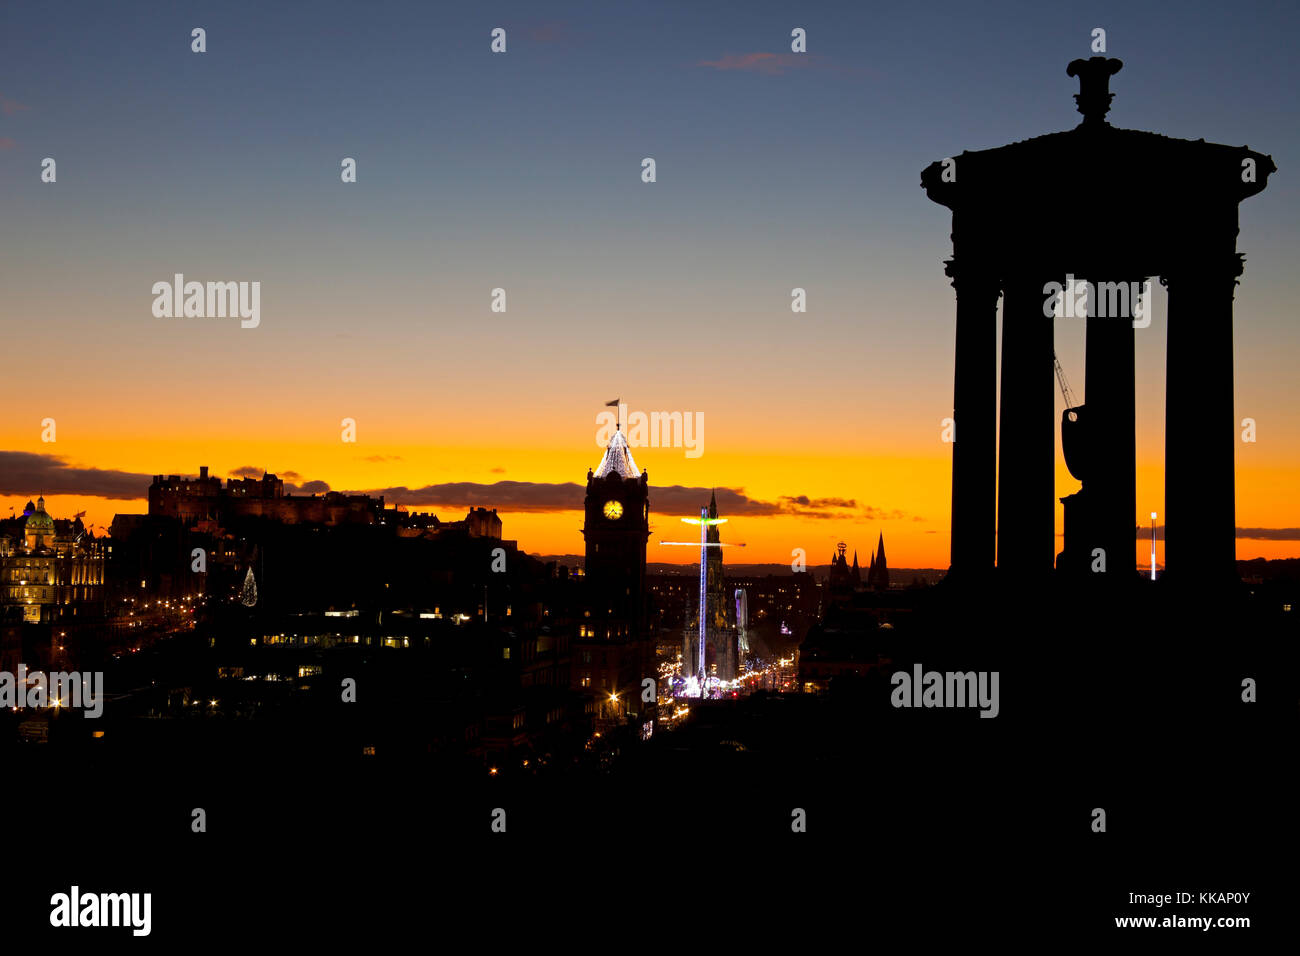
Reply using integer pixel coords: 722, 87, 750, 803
25, 496, 54, 531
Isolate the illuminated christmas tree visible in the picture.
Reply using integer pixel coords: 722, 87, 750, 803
240, 566, 258, 607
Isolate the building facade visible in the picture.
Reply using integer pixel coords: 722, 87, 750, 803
0, 497, 106, 624
149, 466, 384, 526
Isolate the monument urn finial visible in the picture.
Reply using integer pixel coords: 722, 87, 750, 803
1066, 56, 1123, 125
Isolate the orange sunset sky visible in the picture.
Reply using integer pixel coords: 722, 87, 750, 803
3, 339, 1298, 571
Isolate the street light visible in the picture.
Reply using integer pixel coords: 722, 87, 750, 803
1150, 512, 1158, 581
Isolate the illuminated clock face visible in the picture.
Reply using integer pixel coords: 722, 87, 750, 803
603, 500, 624, 520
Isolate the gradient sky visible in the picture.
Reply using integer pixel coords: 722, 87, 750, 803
2, 0, 1298, 568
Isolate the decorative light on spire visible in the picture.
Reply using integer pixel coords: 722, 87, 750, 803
594, 398, 640, 478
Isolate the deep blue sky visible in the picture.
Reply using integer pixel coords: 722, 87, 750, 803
2, 1, 1298, 564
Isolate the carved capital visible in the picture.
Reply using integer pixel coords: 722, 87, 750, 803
1159, 253, 1246, 290
944, 258, 1001, 299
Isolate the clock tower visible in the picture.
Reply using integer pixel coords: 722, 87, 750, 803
582, 425, 650, 638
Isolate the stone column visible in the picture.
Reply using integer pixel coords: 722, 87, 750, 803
945, 258, 1000, 581
1083, 277, 1141, 578
1162, 255, 1243, 586
997, 276, 1056, 576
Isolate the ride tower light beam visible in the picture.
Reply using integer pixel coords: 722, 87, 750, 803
659, 509, 744, 695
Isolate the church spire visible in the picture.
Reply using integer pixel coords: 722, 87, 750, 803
872, 533, 889, 590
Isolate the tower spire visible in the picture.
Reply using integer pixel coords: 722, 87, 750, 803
873, 533, 889, 590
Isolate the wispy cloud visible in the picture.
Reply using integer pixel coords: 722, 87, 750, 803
526, 21, 569, 45
346, 481, 867, 519
0, 94, 30, 116
697, 52, 827, 75
353, 481, 583, 512
285, 480, 330, 495
1232, 527, 1300, 541
861, 506, 912, 521
1136, 525, 1300, 541
782, 495, 857, 509
31, 453, 1298, 543
0, 454, 907, 523
0, 451, 150, 499
775, 495, 860, 519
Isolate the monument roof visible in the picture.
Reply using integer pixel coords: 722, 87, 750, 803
921, 58, 1276, 211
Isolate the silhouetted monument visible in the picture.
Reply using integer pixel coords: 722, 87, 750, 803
922, 57, 1275, 589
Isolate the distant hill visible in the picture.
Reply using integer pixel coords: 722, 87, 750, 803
1238, 557, 1300, 581
525, 556, 1300, 584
